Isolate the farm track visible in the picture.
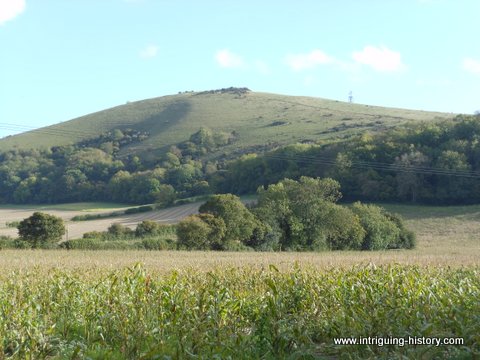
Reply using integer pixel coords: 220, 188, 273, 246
0, 202, 202, 239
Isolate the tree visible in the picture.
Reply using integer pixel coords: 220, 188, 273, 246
199, 194, 258, 243
17, 212, 65, 248
351, 202, 400, 250
176, 214, 226, 250
255, 177, 343, 250
154, 184, 176, 207
394, 150, 430, 202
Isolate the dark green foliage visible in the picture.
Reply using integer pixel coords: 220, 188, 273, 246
176, 177, 413, 252
134, 220, 160, 237
124, 205, 154, 214
153, 184, 176, 207
351, 202, 402, 250
140, 237, 175, 250
217, 115, 480, 205
61, 238, 138, 250
134, 220, 176, 238
385, 211, 417, 249
83, 231, 106, 240
323, 204, 366, 250
17, 212, 65, 248
199, 194, 258, 243
107, 223, 134, 239
61, 237, 176, 250
176, 214, 226, 250
254, 177, 345, 250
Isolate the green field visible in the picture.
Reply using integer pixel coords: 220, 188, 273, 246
0, 202, 131, 212
0, 90, 452, 161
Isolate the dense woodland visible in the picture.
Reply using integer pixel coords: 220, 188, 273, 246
1, 114, 480, 205
218, 114, 480, 204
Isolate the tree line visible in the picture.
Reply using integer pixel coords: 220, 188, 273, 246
217, 115, 480, 205
0, 127, 233, 205
2, 115, 480, 206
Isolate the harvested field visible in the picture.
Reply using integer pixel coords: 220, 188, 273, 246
0, 202, 201, 239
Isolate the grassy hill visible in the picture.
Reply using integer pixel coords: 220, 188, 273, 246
0, 88, 452, 159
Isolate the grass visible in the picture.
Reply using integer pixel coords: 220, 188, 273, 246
0, 202, 131, 212
0, 91, 453, 161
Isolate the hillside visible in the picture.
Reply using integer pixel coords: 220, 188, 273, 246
0, 88, 452, 159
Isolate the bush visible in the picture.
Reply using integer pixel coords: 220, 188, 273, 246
83, 231, 107, 240
351, 202, 401, 250
5, 221, 20, 228
0, 236, 15, 249
139, 237, 175, 250
107, 223, 134, 239
324, 204, 366, 250
60, 238, 138, 250
135, 220, 160, 237
176, 214, 226, 250
124, 205, 154, 215
385, 212, 416, 249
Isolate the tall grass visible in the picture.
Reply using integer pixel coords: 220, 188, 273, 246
0, 264, 477, 359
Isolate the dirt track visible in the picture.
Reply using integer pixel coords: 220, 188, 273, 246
0, 203, 201, 240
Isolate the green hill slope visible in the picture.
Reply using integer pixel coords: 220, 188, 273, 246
0, 88, 452, 158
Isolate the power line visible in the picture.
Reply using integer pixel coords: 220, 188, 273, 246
261, 152, 480, 179
1, 124, 479, 179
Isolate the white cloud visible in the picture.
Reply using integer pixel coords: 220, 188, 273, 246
352, 45, 405, 72
139, 45, 158, 59
0, 0, 26, 25
215, 49, 245, 68
285, 50, 334, 71
463, 57, 480, 75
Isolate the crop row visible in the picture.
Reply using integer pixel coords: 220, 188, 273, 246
0, 265, 478, 359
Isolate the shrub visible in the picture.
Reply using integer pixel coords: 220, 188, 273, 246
124, 205, 154, 215
324, 204, 366, 250
135, 220, 160, 237
385, 212, 416, 249
5, 221, 20, 228
107, 223, 134, 239
0, 236, 15, 249
83, 231, 107, 240
139, 237, 175, 250
176, 214, 226, 250
60, 238, 138, 250
351, 202, 401, 250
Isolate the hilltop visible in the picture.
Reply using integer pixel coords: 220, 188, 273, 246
0, 88, 451, 160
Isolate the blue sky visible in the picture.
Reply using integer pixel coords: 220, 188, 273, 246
1, 0, 479, 137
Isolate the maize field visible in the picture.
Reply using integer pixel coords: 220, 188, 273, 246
0, 264, 478, 359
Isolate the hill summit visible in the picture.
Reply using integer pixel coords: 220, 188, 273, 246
0, 88, 450, 160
